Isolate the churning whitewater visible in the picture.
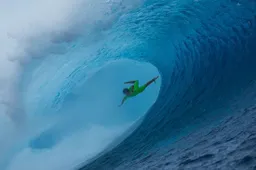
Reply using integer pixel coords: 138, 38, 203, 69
1, 0, 256, 170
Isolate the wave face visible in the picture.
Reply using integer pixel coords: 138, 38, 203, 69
1, 0, 256, 169
78, 0, 256, 169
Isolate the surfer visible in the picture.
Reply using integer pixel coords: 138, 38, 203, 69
119, 76, 159, 106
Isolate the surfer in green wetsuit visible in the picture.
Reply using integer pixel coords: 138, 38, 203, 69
119, 76, 159, 106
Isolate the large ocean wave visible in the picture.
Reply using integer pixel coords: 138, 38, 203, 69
0, 0, 256, 169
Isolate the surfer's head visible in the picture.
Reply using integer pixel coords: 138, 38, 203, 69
123, 88, 130, 95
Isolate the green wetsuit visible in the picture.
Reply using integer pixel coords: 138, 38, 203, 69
123, 80, 146, 102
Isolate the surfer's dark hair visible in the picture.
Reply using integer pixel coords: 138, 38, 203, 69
123, 88, 129, 94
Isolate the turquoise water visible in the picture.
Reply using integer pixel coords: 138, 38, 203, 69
0, 0, 255, 169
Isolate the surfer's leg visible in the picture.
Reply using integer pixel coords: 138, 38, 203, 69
138, 77, 158, 93
144, 76, 159, 87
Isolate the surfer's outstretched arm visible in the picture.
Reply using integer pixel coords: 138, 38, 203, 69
119, 96, 128, 107
124, 80, 136, 84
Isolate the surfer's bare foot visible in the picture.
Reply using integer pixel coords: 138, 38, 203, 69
153, 76, 159, 83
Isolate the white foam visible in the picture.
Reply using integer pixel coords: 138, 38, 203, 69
0, 0, 144, 121
0, 0, 81, 121
6, 123, 132, 170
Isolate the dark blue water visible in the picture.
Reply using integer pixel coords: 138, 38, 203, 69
77, 0, 256, 169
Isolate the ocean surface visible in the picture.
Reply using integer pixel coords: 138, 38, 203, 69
0, 0, 256, 170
